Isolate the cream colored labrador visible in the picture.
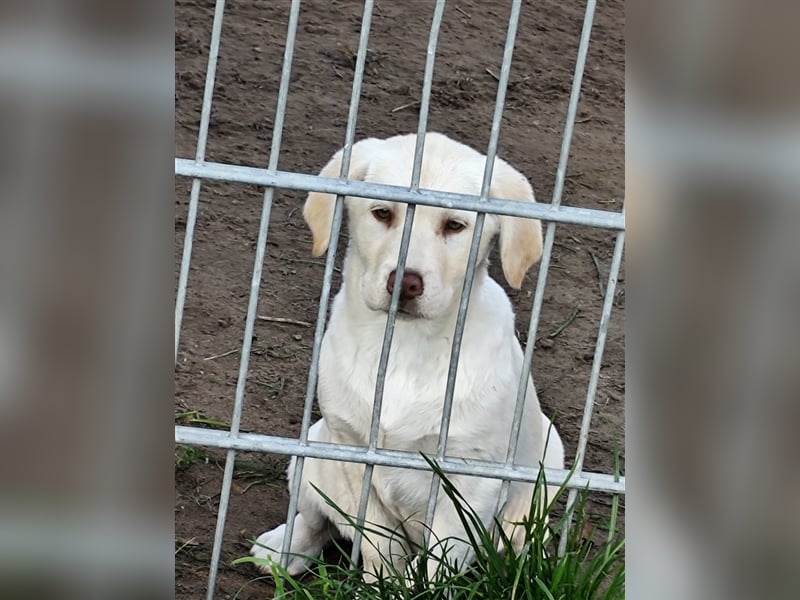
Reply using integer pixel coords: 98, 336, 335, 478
251, 132, 564, 580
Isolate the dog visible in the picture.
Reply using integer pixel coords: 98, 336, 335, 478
251, 132, 564, 581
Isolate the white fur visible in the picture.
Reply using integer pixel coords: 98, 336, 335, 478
251, 133, 564, 581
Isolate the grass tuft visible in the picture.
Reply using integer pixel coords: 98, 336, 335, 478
235, 459, 624, 599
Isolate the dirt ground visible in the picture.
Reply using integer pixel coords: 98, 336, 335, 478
175, 0, 624, 597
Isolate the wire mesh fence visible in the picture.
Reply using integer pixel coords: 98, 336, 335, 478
175, 0, 624, 597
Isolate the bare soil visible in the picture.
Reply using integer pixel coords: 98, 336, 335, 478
175, 1, 624, 597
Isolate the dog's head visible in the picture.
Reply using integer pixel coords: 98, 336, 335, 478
303, 133, 542, 320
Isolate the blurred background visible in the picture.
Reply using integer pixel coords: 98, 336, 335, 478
0, 0, 173, 597
627, 1, 800, 598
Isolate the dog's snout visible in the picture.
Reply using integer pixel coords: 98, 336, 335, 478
386, 269, 424, 301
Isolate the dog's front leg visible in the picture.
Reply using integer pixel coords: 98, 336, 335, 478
424, 479, 498, 579
251, 422, 333, 575
357, 489, 409, 583
427, 502, 477, 578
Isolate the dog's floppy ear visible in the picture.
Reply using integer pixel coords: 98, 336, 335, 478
490, 161, 543, 289
303, 138, 382, 256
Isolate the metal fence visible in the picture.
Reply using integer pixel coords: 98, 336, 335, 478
174, 0, 624, 597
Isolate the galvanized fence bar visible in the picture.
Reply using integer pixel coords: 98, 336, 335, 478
175, 0, 227, 361
203, 2, 301, 596
558, 228, 625, 556
550, 0, 598, 211
350, 0, 448, 568
496, 0, 599, 522
175, 158, 624, 229
175, 425, 625, 494
280, 0, 377, 568
423, 0, 524, 539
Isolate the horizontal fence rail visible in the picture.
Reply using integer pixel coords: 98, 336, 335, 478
175, 159, 625, 230
176, 425, 625, 494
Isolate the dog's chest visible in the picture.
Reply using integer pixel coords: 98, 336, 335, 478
319, 322, 490, 449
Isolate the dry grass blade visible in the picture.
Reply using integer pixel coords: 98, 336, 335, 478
549, 307, 581, 339
257, 315, 312, 327
391, 100, 420, 113
589, 251, 605, 298
175, 537, 198, 556
203, 347, 240, 361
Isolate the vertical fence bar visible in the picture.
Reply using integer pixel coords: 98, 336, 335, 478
280, 0, 377, 567
557, 228, 624, 556
204, 2, 302, 596
550, 0, 597, 210
349, 0, 448, 568
423, 0, 523, 539
495, 0, 598, 521
175, 0, 227, 361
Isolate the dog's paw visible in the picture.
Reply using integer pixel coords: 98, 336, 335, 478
250, 524, 314, 575
249, 525, 284, 573
250, 524, 312, 576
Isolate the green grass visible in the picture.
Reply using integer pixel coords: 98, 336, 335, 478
175, 409, 230, 430
174, 442, 287, 493
235, 459, 624, 599
174, 444, 212, 470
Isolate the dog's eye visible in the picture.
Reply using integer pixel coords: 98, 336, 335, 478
444, 219, 466, 234
372, 207, 393, 224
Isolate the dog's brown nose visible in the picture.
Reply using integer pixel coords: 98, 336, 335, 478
387, 269, 424, 301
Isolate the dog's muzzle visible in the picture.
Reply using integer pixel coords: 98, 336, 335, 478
383, 269, 425, 318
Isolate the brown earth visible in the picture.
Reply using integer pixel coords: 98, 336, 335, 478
175, 0, 624, 597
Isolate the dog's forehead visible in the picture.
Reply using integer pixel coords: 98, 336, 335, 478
367, 146, 486, 196
415, 204, 477, 223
